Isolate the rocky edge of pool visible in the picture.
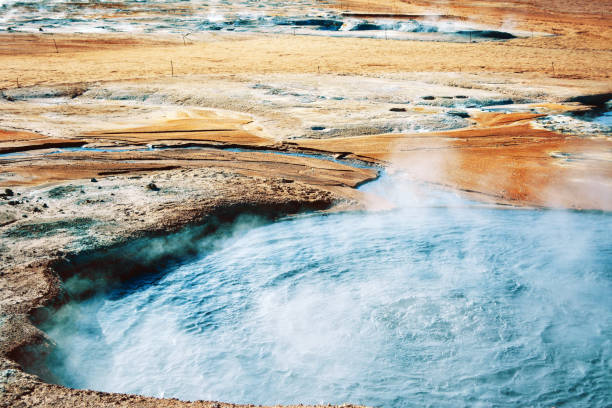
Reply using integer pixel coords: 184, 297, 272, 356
0, 146, 379, 407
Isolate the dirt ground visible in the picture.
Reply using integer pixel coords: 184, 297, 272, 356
1, 28, 610, 89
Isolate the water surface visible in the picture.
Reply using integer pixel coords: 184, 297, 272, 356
44, 176, 612, 407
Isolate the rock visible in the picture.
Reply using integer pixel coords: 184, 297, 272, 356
4, 188, 14, 197
48, 185, 80, 198
147, 182, 160, 191
390, 107, 407, 112
91, 178, 98, 183
422, 96, 435, 100
457, 30, 517, 40
448, 110, 470, 118
0, 369, 17, 381
42, 203, 48, 208
69, 87, 86, 99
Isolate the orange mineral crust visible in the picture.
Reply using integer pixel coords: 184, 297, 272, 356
0, 129, 86, 154
68, 108, 611, 210
296, 115, 612, 210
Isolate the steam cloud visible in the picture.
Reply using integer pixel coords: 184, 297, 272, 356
41, 173, 612, 407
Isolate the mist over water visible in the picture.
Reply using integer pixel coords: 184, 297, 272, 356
44, 175, 612, 407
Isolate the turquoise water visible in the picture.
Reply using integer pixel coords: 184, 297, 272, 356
594, 111, 612, 127
44, 177, 612, 407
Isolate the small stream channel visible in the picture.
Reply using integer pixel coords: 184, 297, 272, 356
39, 171, 611, 407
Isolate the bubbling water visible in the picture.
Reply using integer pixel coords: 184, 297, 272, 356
43, 176, 612, 407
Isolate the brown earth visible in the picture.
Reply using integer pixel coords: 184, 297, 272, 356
0, 149, 376, 191
297, 119, 612, 210
84, 109, 270, 147
70, 109, 612, 210
0, 129, 86, 155
1, 27, 611, 90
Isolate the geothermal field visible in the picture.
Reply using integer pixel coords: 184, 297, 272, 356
0, 0, 611, 407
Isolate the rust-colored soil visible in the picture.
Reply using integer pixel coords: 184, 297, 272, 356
27, 105, 601, 211
0, 129, 86, 154
471, 112, 545, 127
67, 108, 612, 210
296, 115, 612, 210
0, 148, 376, 190
85, 109, 270, 147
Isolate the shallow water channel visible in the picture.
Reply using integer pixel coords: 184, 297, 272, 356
42, 174, 611, 407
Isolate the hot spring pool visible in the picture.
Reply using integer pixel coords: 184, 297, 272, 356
43, 176, 612, 407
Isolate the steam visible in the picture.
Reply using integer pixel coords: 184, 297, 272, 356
41, 172, 612, 406
500, 17, 517, 33
57, 214, 269, 301
540, 165, 612, 211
